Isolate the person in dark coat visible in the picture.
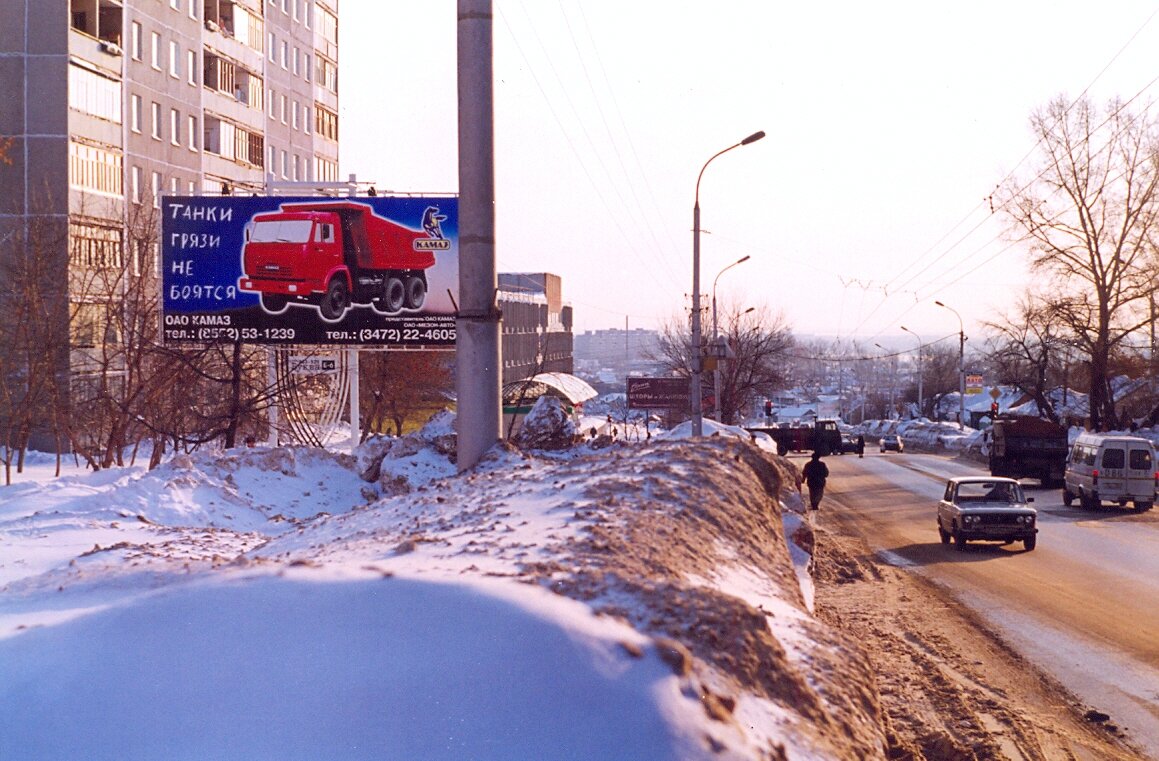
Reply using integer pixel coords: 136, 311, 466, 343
856, 434, 865, 458
801, 451, 830, 511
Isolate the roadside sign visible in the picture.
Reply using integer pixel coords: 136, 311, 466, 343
627, 377, 690, 409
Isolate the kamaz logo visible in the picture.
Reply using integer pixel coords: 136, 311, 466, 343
414, 239, 451, 251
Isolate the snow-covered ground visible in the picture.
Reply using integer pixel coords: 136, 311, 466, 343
0, 411, 885, 760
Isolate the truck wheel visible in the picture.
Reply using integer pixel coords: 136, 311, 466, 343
319, 278, 349, 322
1080, 490, 1099, 510
260, 293, 289, 314
383, 277, 406, 313
954, 529, 968, 551
404, 275, 426, 310
1135, 501, 1152, 512
1062, 487, 1074, 506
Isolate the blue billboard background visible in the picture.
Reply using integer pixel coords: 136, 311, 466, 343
161, 195, 458, 347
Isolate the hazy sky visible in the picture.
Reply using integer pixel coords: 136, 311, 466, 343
339, 1, 1159, 344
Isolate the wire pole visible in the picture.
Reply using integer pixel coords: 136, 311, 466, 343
456, 0, 501, 470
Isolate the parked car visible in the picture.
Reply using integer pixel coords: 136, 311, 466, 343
837, 434, 861, 454
936, 476, 1037, 551
880, 434, 903, 453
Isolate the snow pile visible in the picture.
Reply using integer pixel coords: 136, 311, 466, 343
0, 419, 888, 759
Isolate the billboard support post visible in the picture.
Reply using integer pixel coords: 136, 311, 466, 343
348, 348, 360, 451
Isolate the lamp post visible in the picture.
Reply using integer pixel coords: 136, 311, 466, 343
712, 255, 751, 422
900, 325, 923, 418
692, 130, 765, 437
935, 301, 966, 430
874, 344, 897, 419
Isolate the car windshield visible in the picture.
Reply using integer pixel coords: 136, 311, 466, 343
956, 481, 1023, 503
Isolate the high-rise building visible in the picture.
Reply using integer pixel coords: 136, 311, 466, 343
0, 0, 339, 445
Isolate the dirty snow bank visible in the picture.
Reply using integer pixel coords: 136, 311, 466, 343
0, 422, 888, 759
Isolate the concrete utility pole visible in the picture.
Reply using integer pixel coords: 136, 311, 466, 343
456, 0, 501, 471
936, 301, 966, 430
900, 325, 923, 418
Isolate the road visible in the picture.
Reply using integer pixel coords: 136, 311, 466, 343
818, 449, 1159, 757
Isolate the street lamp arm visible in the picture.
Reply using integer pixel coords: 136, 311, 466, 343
695, 132, 766, 207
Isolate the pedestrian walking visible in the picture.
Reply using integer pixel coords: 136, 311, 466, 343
801, 451, 829, 511
856, 434, 865, 459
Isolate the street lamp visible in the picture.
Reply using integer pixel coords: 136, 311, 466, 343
691, 130, 765, 436
712, 255, 751, 422
900, 325, 923, 418
935, 301, 966, 430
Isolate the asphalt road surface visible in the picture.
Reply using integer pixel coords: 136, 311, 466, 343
817, 449, 1159, 757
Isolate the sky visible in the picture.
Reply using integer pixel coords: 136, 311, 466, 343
0, 413, 871, 760
338, 1, 1159, 344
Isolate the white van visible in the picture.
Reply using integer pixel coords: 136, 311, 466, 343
1063, 433, 1157, 511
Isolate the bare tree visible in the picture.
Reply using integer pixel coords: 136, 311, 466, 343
360, 350, 453, 437
982, 295, 1067, 423
652, 305, 793, 423
998, 95, 1159, 430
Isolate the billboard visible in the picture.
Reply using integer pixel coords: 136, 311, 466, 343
161, 195, 458, 346
627, 377, 690, 409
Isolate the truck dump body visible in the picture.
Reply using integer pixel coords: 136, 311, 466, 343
277, 202, 435, 272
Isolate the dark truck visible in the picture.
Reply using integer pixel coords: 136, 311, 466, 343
745, 419, 842, 456
987, 415, 1069, 486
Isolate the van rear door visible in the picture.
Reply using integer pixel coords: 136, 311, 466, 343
1126, 442, 1156, 505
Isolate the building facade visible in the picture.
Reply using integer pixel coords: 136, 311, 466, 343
0, 0, 339, 445
497, 272, 573, 385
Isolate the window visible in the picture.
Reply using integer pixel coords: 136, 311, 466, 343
280, 149, 287, 178
169, 40, 179, 78
268, 32, 275, 61
170, 0, 179, 9
291, 100, 298, 130
291, 0, 298, 21
203, 116, 264, 167
151, 101, 161, 139
69, 222, 123, 270
317, 55, 337, 94
68, 140, 123, 196
130, 94, 141, 132
187, 50, 197, 85
152, 171, 161, 208
303, 53, 310, 82
292, 46, 299, 76
170, 176, 179, 195
292, 153, 299, 181
188, 114, 198, 149
1130, 448, 1153, 470
69, 63, 122, 123
150, 32, 160, 70
304, 1, 311, 28
280, 40, 287, 69
279, 93, 286, 123
189, 0, 197, 19
131, 165, 141, 203
315, 105, 337, 141
267, 87, 275, 118
131, 22, 142, 60
170, 108, 181, 145
302, 105, 310, 134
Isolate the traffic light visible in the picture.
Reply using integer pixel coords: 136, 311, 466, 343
990, 401, 999, 416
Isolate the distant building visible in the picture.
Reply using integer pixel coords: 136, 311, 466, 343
498, 272, 573, 385
573, 328, 663, 383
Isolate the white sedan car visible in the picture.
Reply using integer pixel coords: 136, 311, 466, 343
936, 476, 1038, 551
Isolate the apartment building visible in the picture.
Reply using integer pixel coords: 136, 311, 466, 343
0, 0, 338, 445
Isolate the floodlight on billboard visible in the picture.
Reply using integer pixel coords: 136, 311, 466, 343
160, 195, 458, 347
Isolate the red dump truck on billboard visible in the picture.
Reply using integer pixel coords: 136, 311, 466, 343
237, 201, 445, 322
